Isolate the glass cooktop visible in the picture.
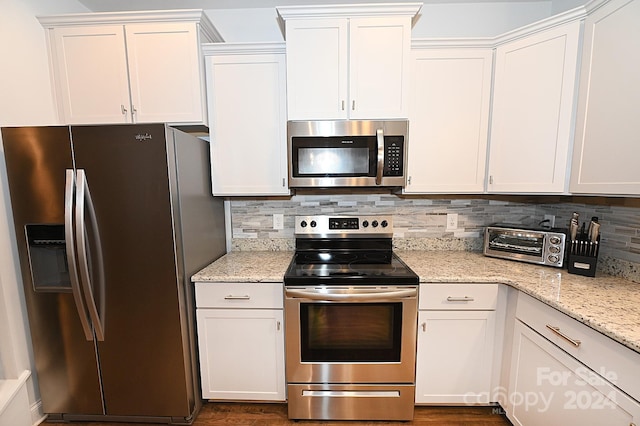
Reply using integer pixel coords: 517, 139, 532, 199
284, 252, 418, 286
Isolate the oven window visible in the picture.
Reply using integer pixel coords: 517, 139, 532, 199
300, 302, 402, 362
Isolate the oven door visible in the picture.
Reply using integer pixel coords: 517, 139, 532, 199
284, 286, 417, 384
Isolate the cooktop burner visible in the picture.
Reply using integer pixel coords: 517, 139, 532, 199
284, 215, 418, 286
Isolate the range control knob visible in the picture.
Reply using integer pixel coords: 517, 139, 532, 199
548, 255, 559, 263
310, 220, 317, 228
362, 220, 369, 228
300, 221, 307, 228
372, 220, 379, 228
381, 220, 388, 228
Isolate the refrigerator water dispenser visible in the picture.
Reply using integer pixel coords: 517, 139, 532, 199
25, 224, 70, 292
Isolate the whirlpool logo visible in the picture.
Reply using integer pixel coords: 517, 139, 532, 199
135, 133, 153, 142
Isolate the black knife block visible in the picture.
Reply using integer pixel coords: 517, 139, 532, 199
566, 236, 600, 277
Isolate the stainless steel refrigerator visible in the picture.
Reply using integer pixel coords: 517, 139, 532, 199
1, 124, 226, 424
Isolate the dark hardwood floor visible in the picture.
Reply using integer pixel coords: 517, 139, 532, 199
44, 402, 513, 425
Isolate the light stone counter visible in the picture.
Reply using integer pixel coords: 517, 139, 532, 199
192, 250, 640, 354
192, 251, 293, 283
396, 251, 640, 354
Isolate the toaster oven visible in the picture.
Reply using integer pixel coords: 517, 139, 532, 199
484, 225, 567, 268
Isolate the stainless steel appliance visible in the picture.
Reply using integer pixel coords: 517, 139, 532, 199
283, 215, 418, 421
288, 120, 408, 188
1, 124, 226, 424
484, 225, 567, 267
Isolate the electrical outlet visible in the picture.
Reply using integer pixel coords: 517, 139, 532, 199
446, 213, 458, 231
273, 214, 284, 230
544, 214, 556, 227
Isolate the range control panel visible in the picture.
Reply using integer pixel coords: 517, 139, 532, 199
295, 215, 393, 236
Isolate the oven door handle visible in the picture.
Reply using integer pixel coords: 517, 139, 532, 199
285, 288, 417, 301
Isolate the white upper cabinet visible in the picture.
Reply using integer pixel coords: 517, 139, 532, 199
570, 0, 640, 195
203, 43, 289, 196
405, 46, 492, 193
39, 10, 222, 125
487, 20, 581, 193
278, 4, 421, 120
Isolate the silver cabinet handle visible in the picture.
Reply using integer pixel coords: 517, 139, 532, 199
447, 296, 475, 302
341, 100, 345, 111
224, 295, 251, 300
375, 128, 384, 185
121, 104, 127, 115
75, 169, 106, 341
421, 322, 426, 332
65, 169, 93, 341
546, 325, 581, 347
352, 100, 356, 111
277, 321, 281, 331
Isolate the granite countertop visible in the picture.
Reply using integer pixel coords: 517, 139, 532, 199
192, 250, 640, 354
192, 251, 293, 283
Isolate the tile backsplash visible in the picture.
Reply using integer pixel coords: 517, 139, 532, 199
230, 194, 640, 283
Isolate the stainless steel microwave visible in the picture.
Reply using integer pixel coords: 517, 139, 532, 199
288, 120, 408, 188
484, 225, 567, 268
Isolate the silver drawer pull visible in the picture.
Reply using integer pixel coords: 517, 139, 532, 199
224, 295, 251, 300
546, 325, 581, 347
446, 296, 475, 302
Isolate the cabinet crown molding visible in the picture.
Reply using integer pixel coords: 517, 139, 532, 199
202, 42, 285, 56
277, 2, 422, 20
37, 9, 223, 42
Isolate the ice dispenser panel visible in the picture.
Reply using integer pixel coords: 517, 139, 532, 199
26, 224, 71, 292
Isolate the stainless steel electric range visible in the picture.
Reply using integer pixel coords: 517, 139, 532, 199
283, 215, 419, 421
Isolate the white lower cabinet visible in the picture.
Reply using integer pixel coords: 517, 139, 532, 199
415, 284, 499, 404
195, 282, 286, 401
505, 292, 640, 425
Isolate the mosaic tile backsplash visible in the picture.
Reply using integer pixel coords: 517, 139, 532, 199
230, 194, 640, 283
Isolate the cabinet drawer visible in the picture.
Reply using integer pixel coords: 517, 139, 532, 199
516, 291, 640, 401
195, 282, 283, 309
419, 283, 498, 310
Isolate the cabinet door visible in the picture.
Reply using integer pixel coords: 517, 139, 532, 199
206, 52, 289, 195
348, 17, 411, 119
506, 321, 640, 426
405, 48, 492, 193
125, 22, 205, 124
488, 21, 581, 193
50, 25, 131, 124
196, 308, 286, 401
285, 18, 348, 120
415, 310, 495, 404
570, 0, 640, 195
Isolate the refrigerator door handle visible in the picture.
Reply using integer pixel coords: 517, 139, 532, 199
75, 169, 106, 341
65, 169, 94, 341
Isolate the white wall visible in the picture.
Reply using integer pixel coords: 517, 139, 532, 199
0, 0, 88, 422
205, 1, 554, 42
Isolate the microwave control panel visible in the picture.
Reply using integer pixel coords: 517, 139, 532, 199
384, 137, 404, 176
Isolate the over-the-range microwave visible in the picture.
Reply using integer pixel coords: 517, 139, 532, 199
287, 120, 408, 188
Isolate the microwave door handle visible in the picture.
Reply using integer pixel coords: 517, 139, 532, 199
376, 128, 384, 185
65, 169, 94, 341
